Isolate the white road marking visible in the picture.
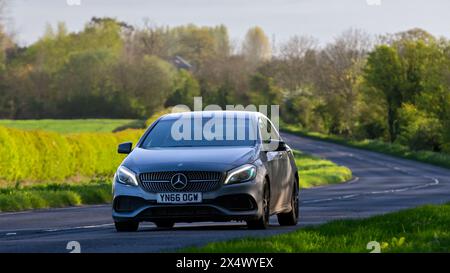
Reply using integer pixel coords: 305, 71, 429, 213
44, 223, 114, 232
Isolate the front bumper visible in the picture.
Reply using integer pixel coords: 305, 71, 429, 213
112, 178, 263, 223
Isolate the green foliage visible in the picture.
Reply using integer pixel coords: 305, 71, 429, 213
184, 203, 450, 252
364, 45, 404, 142
293, 150, 352, 188
249, 73, 282, 108
397, 104, 442, 151
363, 37, 449, 147
0, 180, 112, 212
0, 126, 143, 184
1, 20, 450, 159
283, 123, 450, 169
118, 55, 177, 117
165, 70, 200, 109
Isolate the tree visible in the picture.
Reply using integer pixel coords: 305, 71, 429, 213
364, 45, 404, 142
170, 25, 217, 70
53, 49, 120, 117
248, 73, 282, 109
277, 35, 318, 91
0, 0, 6, 72
165, 70, 200, 109
114, 55, 176, 117
242, 26, 271, 67
315, 29, 371, 135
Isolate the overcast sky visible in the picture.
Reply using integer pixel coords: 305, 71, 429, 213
4, 0, 450, 46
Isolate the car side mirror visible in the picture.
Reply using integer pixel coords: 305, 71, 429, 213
275, 141, 287, 151
118, 142, 133, 154
262, 140, 287, 152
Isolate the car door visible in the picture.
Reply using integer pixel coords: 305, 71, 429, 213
259, 117, 282, 212
265, 119, 291, 211
268, 121, 291, 211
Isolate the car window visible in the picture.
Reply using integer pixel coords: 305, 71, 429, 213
268, 120, 281, 141
259, 118, 271, 143
259, 117, 280, 142
141, 115, 258, 148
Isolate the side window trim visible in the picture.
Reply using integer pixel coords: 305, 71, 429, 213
266, 118, 281, 141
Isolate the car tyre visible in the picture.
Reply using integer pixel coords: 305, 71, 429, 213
247, 179, 270, 230
154, 220, 175, 228
277, 179, 299, 226
114, 221, 139, 232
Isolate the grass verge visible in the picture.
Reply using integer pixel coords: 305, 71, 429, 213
293, 150, 352, 188
184, 203, 450, 253
282, 124, 450, 169
0, 180, 112, 212
0, 119, 144, 134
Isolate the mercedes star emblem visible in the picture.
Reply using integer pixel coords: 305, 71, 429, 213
170, 173, 188, 190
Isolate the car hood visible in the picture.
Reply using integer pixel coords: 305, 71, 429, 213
122, 146, 258, 173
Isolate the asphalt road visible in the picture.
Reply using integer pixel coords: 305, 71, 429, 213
1, 132, 450, 253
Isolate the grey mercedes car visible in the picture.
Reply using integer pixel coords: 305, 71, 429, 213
112, 111, 299, 231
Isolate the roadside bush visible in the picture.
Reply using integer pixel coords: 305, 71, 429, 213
0, 126, 144, 183
397, 104, 442, 151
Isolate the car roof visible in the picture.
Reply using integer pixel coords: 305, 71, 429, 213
160, 110, 266, 121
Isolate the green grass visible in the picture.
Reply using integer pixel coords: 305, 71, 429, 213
0, 180, 112, 212
293, 150, 352, 188
184, 203, 450, 253
282, 123, 450, 169
0, 119, 144, 134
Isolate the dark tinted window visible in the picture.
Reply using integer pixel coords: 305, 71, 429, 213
141, 115, 258, 148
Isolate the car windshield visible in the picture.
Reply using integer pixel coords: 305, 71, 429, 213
141, 114, 258, 148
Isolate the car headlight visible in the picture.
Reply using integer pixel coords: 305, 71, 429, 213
115, 166, 138, 186
224, 164, 257, 185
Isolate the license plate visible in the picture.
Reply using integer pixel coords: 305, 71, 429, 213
156, 192, 202, 204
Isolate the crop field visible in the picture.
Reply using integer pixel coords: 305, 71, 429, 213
0, 125, 145, 185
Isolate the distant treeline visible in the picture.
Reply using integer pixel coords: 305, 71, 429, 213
0, 16, 449, 153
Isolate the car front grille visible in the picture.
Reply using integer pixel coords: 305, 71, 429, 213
139, 171, 223, 193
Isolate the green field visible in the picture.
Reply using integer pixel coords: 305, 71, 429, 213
184, 203, 450, 253
0, 119, 144, 134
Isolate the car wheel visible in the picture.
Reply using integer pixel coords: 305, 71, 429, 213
277, 179, 299, 226
247, 179, 270, 230
154, 220, 175, 228
114, 221, 139, 232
